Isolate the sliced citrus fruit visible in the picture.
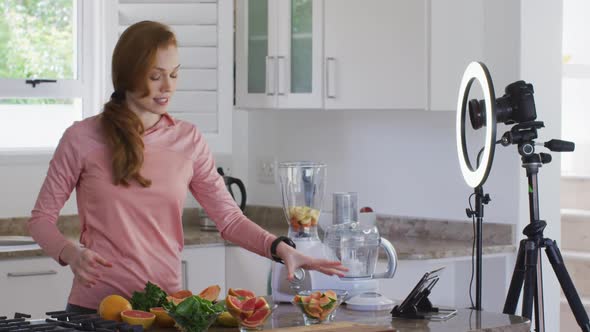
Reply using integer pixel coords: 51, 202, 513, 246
149, 307, 175, 328
197, 285, 221, 302
120, 310, 156, 329
227, 288, 255, 299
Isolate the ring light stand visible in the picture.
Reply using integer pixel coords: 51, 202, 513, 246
456, 62, 497, 311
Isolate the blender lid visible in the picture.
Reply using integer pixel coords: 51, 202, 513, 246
345, 292, 396, 311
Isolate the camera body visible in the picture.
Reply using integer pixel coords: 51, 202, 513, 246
469, 80, 537, 130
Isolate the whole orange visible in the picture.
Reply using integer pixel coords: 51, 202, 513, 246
98, 295, 132, 321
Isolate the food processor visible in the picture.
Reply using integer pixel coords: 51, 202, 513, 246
323, 219, 398, 311
271, 162, 399, 311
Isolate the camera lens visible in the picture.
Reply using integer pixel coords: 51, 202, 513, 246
468, 99, 485, 130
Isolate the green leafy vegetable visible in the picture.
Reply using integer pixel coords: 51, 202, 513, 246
130, 281, 168, 311
163, 296, 225, 332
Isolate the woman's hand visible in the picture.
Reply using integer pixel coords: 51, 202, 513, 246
60, 242, 112, 288
276, 242, 348, 281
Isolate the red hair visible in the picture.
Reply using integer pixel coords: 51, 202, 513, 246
101, 21, 177, 187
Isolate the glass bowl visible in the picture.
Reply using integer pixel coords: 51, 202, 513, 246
291, 289, 348, 325
227, 295, 276, 331
163, 296, 224, 332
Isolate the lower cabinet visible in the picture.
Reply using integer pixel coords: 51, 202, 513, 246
0, 257, 74, 317
225, 246, 272, 296
181, 245, 226, 296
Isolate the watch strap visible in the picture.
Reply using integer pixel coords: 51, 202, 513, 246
270, 236, 296, 264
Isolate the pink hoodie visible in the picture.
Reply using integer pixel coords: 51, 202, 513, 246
27, 113, 276, 309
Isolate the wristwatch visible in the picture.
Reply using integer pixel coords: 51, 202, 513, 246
270, 236, 296, 264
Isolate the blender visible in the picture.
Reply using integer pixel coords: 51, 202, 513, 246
271, 161, 336, 302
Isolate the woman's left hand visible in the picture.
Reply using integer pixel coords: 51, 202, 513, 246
276, 242, 349, 281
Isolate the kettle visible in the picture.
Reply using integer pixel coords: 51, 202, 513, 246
217, 167, 247, 211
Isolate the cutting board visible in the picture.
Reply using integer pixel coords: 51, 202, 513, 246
266, 321, 396, 332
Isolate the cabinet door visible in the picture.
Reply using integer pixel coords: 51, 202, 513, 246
0, 257, 73, 317
236, 0, 279, 109
225, 247, 271, 296
324, 0, 427, 110
429, 0, 520, 111
275, 0, 323, 109
429, 0, 484, 111
181, 246, 226, 296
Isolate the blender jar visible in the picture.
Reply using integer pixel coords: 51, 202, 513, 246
278, 161, 327, 240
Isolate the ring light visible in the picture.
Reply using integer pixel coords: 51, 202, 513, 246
456, 62, 497, 188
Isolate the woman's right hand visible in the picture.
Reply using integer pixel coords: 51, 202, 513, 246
61, 242, 112, 288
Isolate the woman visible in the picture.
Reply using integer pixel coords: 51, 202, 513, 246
27, 21, 346, 312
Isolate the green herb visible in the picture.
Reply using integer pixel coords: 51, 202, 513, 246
130, 281, 168, 311
163, 296, 225, 332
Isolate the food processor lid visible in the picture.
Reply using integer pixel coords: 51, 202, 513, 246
345, 292, 396, 311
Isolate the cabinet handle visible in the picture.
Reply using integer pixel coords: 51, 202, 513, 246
266, 56, 276, 96
277, 56, 286, 96
181, 260, 188, 290
326, 57, 336, 99
7, 270, 57, 278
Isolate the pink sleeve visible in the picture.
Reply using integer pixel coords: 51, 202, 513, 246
188, 130, 276, 259
27, 126, 82, 265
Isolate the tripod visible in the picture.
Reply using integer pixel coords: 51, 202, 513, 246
502, 122, 590, 332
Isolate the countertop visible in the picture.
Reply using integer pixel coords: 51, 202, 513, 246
0, 206, 516, 261
0, 223, 514, 261
174, 304, 529, 332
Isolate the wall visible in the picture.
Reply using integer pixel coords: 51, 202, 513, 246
242, 109, 522, 224
518, 0, 563, 331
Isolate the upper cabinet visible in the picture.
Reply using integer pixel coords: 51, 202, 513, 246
236, 0, 323, 109
235, 0, 519, 111
323, 0, 427, 110
429, 0, 520, 111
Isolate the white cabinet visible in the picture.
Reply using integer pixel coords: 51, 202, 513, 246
0, 257, 73, 317
236, 0, 323, 109
429, 0, 520, 111
181, 246, 226, 296
323, 0, 427, 110
225, 246, 272, 296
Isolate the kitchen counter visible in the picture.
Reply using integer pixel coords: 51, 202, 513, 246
170, 305, 529, 332
0, 223, 514, 261
0, 207, 515, 261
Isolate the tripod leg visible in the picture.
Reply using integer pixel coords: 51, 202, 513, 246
534, 247, 545, 332
544, 239, 590, 332
504, 239, 527, 314
522, 241, 538, 320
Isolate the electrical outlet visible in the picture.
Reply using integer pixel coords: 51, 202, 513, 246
214, 154, 232, 176
257, 157, 276, 184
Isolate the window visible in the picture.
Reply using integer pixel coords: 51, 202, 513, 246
561, 0, 590, 176
0, 0, 99, 152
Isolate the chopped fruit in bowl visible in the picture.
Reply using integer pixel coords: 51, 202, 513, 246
226, 295, 275, 331
292, 289, 348, 325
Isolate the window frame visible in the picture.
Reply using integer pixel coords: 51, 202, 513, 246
0, 0, 104, 161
